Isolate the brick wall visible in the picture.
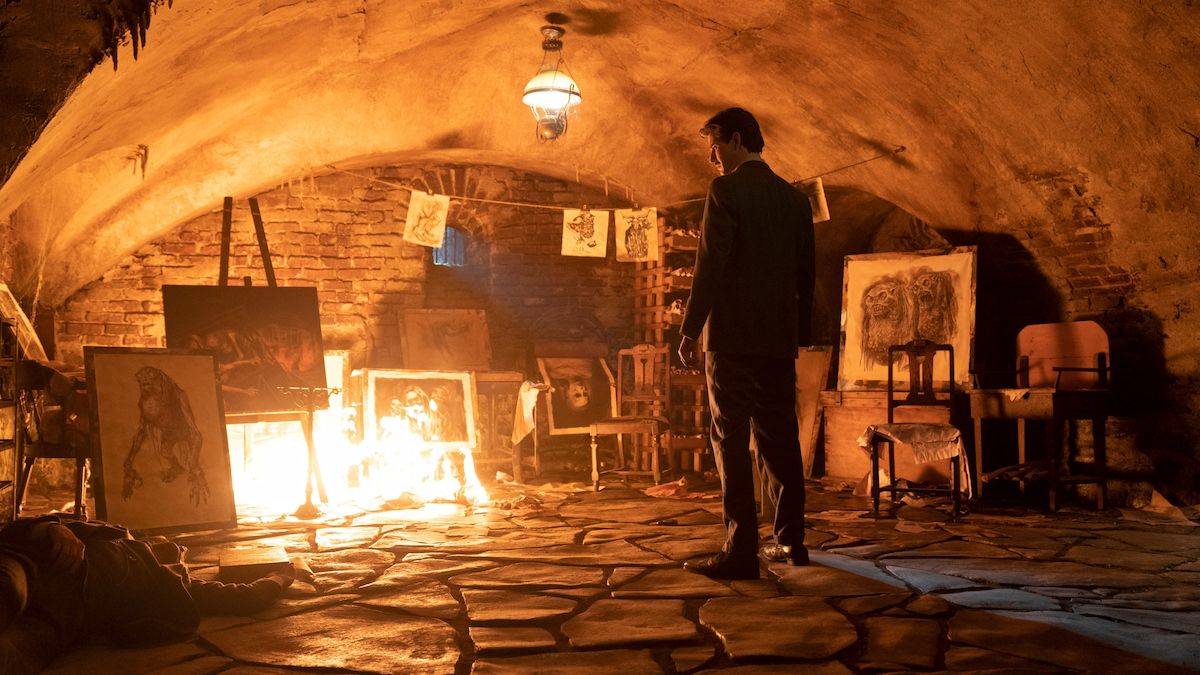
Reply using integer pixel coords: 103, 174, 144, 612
56, 164, 633, 376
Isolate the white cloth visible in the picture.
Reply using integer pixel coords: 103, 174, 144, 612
857, 422, 973, 498
1001, 388, 1030, 401
511, 382, 543, 444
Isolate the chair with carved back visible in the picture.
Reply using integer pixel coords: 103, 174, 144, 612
861, 340, 965, 517
589, 344, 673, 490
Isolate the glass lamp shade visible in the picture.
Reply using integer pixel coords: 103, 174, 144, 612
522, 68, 581, 110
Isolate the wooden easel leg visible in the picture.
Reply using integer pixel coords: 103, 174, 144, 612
1094, 416, 1107, 510
1046, 418, 1059, 511
590, 434, 600, 491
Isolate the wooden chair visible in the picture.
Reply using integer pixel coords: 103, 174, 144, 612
969, 320, 1109, 510
14, 359, 89, 519
863, 340, 964, 517
589, 345, 673, 491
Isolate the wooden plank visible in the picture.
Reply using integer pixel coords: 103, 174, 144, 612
248, 197, 278, 288
219, 196, 233, 286
821, 394, 953, 482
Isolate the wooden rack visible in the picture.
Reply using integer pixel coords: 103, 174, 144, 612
631, 222, 710, 472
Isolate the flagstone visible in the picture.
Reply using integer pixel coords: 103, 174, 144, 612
469, 627, 556, 652
944, 588, 1062, 611
612, 568, 738, 598
452, 562, 606, 588
944, 645, 1065, 671
1099, 530, 1200, 552
839, 593, 913, 615
312, 568, 374, 592
730, 578, 781, 597
886, 565, 981, 592
204, 605, 458, 673
881, 557, 1169, 588
773, 564, 911, 597
1073, 605, 1200, 634
557, 498, 701, 523
829, 530, 955, 558
1062, 544, 1187, 571
864, 616, 940, 668
357, 579, 462, 618
607, 566, 645, 587
948, 609, 1198, 674
314, 526, 380, 550
149, 656, 236, 675
697, 664, 854, 675
905, 594, 951, 615
362, 557, 497, 589
881, 540, 1021, 559
1021, 586, 1100, 599
539, 587, 608, 601
469, 540, 672, 566
471, 649, 661, 674
671, 645, 716, 672
583, 523, 723, 544
639, 535, 726, 560
225, 533, 311, 554
301, 549, 395, 571
562, 599, 697, 647
251, 593, 353, 621
463, 589, 577, 621
512, 516, 564, 528
700, 596, 857, 659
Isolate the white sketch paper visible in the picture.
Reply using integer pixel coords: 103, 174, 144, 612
561, 209, 609, 258
403, 191, 451, 248
799, 177, 830, 224
615, 207, 659, 262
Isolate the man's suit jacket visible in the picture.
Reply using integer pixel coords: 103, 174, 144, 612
680, 160, 816, 359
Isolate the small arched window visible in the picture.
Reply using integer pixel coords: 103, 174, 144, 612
433, 226, 467, 267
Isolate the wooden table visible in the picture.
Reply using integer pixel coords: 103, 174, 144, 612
968, 387, 1108, 510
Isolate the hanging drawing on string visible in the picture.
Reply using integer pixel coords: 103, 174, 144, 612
561, 209, 609, 258
798, 178, 830, 224
403, 190, 451, 248
838, 247, 976, 391
614, 207, 659, 262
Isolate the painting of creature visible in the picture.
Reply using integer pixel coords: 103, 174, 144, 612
561, 209, 609, 258
364, 369, 477, 450
615, 207, 659, 262
403, 190, 451, 248
86, 348, 236, 535
840, 248, 976, 391
401, 309, 491, 371
122, 366, 209, 507
162, 285, 326, 415
537, 357, 617, 435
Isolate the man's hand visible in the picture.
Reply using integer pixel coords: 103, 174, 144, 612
678, 336, 699, 368
46, 523, 85, 573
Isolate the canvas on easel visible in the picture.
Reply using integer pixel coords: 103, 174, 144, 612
400, 309, 490, 371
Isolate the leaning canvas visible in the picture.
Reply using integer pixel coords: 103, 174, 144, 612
839, 247, 976, 390
614, 207, 659, 262
85, 347, 237, 535
400, 309, 491, 371
537, 357, 617, 435
162, 285, 327, 415
363, 369, 477, 450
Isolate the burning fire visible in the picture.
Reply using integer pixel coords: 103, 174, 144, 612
229, 401, 488, 515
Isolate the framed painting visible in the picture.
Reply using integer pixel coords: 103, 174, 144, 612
838, 246, 976, 390
363, 369, 477, 449
162, 285, 327, 415
536, 357, 617, 435
400, 309, 491, 371
85, 347, 237, 535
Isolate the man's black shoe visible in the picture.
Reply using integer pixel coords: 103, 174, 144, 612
684, 552, 760, 580
760, 543, 810, 566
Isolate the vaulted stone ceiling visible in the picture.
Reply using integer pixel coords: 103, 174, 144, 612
1, 0, 1198, 321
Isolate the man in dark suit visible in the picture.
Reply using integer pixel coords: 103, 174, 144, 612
679, 107, 816, 580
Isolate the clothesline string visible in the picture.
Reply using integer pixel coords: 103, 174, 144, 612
325, 145, 905, 213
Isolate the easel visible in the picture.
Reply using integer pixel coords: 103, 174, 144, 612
219, 197, 330, 519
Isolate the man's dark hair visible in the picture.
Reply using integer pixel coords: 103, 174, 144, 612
701, 107, 765, 153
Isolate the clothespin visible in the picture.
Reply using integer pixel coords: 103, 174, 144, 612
633, 203, 641, 212
581, 205, 590, 214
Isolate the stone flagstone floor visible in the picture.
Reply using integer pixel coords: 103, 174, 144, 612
21, 479, 1200, 675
